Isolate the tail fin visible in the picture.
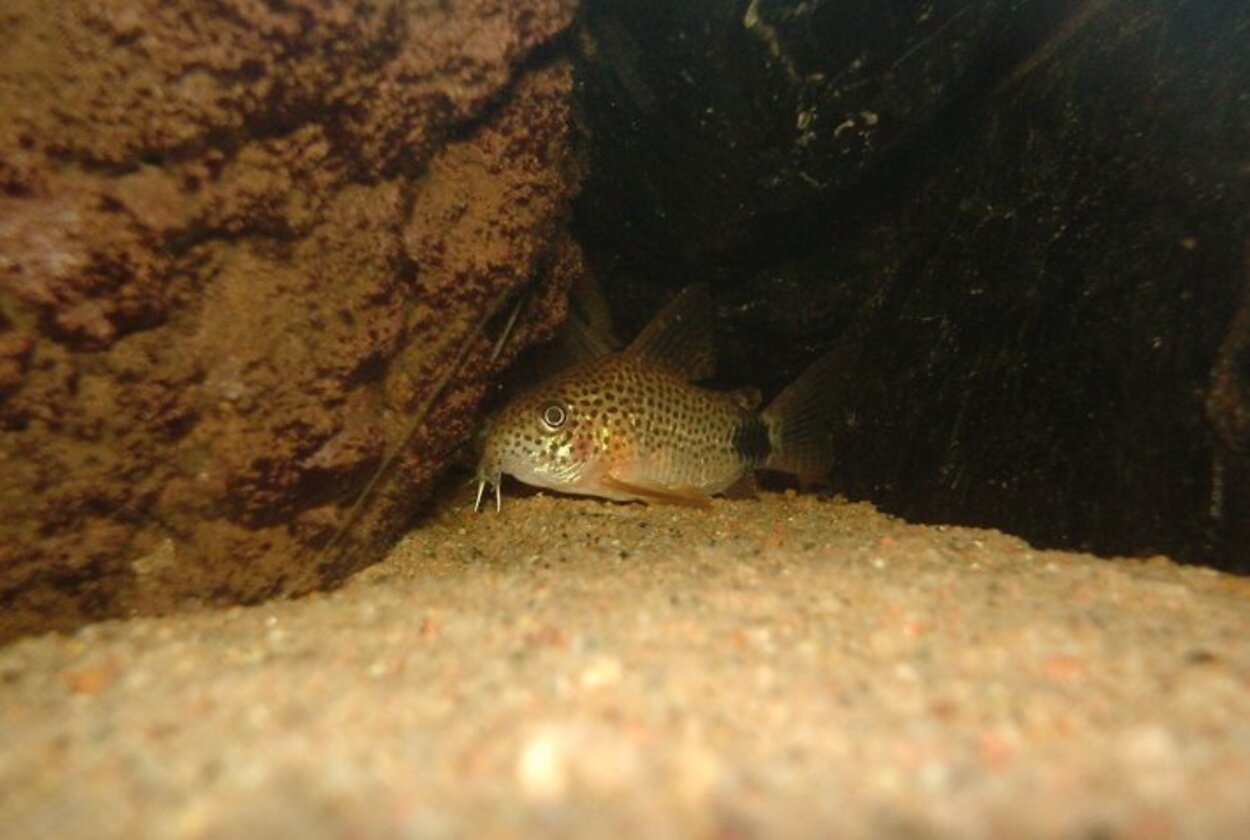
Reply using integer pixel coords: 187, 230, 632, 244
761, 349, 844, 487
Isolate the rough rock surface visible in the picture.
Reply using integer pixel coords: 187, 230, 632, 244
0, 0, 582, 641
2, 492, 1249, 837
574, 0, 1250, 570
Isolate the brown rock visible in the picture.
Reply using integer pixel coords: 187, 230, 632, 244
0, 0, 582, 641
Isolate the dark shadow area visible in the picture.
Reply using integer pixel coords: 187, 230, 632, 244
572, 0, 1250, 570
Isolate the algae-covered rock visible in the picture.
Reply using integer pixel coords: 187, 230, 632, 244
0, 0, 582, 640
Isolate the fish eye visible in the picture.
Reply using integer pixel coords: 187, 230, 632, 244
540, 403, 567, 430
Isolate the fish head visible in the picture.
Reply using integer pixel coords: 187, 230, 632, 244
475, 368, 607, 502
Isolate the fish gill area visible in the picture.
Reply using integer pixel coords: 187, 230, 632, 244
2, 0, 1249, 837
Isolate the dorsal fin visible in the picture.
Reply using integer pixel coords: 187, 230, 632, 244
625, 284, 716, 381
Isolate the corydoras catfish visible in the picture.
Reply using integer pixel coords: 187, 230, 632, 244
474, 285, 841, 511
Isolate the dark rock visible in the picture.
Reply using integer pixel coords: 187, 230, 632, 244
574, 0, 1250, 569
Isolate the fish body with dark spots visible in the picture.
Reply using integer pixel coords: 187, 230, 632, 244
478, 353, 764, 507
475, 285, 842, 510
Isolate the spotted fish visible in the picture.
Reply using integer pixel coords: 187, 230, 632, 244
474, 285, 841, 511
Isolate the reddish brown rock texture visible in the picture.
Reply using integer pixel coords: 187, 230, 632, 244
0, 0, 583, 641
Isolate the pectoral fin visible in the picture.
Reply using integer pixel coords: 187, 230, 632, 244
601, 473, 714, 509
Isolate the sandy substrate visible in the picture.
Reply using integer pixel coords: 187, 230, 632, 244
2, 491, 1249, 838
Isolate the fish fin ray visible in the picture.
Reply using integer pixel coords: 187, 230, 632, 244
624, 284, 716, 381
722, 472, 759, 500
762, 347, 849, 486
601, 473, 714, 509
533, 311, 618, 378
